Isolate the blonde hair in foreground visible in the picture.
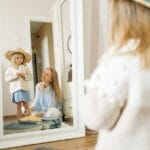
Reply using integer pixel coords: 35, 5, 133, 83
109, 0, 150, 68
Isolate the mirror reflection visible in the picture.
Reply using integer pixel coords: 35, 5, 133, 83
3, 0, 73, 135
31, 21, 54, 86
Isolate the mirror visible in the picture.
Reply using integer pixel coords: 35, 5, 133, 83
0, 0, 85, 149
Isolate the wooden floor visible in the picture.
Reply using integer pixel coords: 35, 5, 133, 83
5, 130, 98, 150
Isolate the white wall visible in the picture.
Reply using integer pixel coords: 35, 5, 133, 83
83, 0, 92, 78
0, 0, 56, 116
90, 0, 100, 73
83, 0, 108, 78
99, 0, 109, 53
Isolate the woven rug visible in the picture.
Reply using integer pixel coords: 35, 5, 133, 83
3, 120, 71, 135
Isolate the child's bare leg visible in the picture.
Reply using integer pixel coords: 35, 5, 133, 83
22, 101, 31, 116
16, 102, 22, 119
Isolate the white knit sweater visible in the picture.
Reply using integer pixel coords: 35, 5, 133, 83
5, 65, 32, 94
80, 40, 150, 150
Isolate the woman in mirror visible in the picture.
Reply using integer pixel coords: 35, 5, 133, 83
4, 48, 32, 119
80, 0, 150, 150
31, 67, 62, 119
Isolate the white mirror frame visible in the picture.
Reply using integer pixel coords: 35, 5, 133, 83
0, 0, 85, 149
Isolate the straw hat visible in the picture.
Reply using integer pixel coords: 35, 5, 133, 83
5, 48, 32, 63
133, 0, 150, 8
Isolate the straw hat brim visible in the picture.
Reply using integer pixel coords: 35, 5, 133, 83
5, 48, 32, 63
133, 0, 150, 8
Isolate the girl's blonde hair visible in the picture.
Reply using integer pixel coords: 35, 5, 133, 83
109, 0, 150, 68
41, 67, 62, 101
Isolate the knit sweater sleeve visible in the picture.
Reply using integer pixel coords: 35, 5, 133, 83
5, 67, 18, 82
19, 65, 32, 81
80, 52, 130, 131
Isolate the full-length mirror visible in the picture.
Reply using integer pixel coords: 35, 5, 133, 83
0, 0, 84, 149
3, 0, 73, 135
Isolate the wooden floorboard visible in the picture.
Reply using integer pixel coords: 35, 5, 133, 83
4, 131, 98, 150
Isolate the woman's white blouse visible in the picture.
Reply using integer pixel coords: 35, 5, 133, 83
32, 83, 62, 113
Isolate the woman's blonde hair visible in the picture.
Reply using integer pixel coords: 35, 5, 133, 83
109, 0, 150, 68
41, 67, 62, 101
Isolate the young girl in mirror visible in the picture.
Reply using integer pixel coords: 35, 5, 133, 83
31, 67, 62, 119
80, 0, 150, 150
5, 48, 32, 119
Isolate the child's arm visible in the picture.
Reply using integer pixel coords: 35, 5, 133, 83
5, 68, 18, 82
17, 72, 25, 79
22, 66, 32, 81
